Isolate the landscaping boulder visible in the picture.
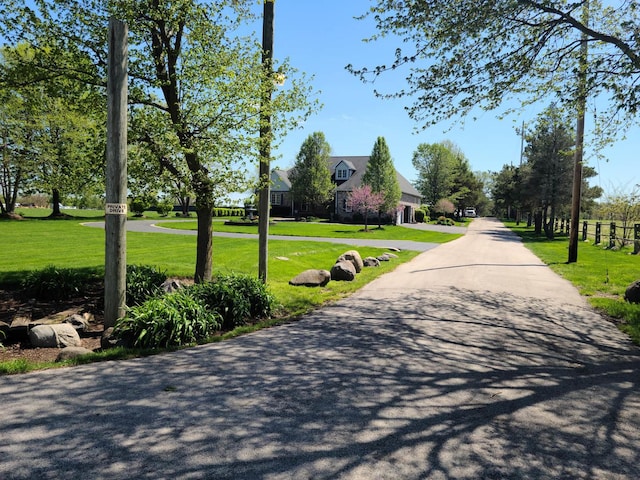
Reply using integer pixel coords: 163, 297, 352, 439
29, 324, 82, 348
337, 250, 364, 273
63, 313, 90, 333
625, 280, 640, 304
56, 346, 93, 362
162, 278, 184, 293
331, 261, 357, 281
289, 269, 331, 287
385, 252, 399, 259
377, 253, 391, 262
363, 257, 380, 267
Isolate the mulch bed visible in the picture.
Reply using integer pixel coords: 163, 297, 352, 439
0, 286, 104, 364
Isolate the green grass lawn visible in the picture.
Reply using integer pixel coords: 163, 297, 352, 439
160, 218, 462, 243
507, 221, 640, 343
2, 214, 435, 372
0, 214, 424, 318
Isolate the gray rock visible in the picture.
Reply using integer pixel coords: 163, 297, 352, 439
56, 346, 93, 362
388, 247, 401, 252
330, 261, 357, 281
29, 324, 82, 348
625, 280, 640, 303
162, 278, 184, 293
385, 252, 399, 259
363, 257, 380, 267
337, 250, 364, 273
377, 253, 391, 262
289, 269, 331, 287
63, 313, 90, 332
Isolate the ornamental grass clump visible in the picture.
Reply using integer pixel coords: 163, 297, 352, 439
126, 264, 167, 306
113, 290, 221, 349
187, 273, 275, 330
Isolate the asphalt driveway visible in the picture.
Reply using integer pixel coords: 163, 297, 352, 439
83, 219, 450, 252
2, 217, 639, 479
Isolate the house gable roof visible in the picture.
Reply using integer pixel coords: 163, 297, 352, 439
273, 156, 421, 199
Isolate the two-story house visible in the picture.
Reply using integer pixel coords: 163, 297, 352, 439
270, 156, 422, 224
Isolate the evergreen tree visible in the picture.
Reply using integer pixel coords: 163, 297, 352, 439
289, 132, 334, 216
363, 136, 401, 226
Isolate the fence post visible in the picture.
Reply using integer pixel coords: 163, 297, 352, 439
595, 222, 601, 244
582, 221, 587, 241
610, 222, 616, 249
566, 218, 570, 234
635, 224, 640, 254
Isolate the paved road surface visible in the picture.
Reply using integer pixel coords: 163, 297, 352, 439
2, 217, 640, 479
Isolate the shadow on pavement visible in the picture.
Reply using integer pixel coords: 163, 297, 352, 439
2, 288, 640, 479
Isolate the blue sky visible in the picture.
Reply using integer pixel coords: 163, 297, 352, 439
263, 0, 639, 196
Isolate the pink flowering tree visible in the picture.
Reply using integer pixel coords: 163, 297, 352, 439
348, 185, 384, 231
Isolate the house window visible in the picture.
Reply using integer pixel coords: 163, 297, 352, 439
271, 193, 282, 205
344, 198, 352, 213
336, 168, 349, 180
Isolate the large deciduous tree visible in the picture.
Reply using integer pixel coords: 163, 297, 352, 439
362, 136, 401, 227
289, 132, 334, 216
0, 0, 315, 282
412, 141, 457, 208
349, 1, 640, 135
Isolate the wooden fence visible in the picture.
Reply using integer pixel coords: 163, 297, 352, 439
543, 218, 640, 252
580, 221, 640, 252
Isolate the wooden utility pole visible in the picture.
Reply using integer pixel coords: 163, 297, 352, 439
258, 0, 274, 283
568, 2, 589, 263
104, 18, 128, 328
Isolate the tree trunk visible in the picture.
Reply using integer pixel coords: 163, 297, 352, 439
50, 188, 62, 217
194, 202, 213, 283
534, 210, 542, 234
180, 196, 190, 216
546, 205, 556, 240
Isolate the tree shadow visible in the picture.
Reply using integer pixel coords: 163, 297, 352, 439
1, 288, 640, 479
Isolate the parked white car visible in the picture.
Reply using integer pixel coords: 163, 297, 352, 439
464, 207, 476, 218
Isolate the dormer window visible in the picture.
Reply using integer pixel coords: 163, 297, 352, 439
336, 168, 349, 180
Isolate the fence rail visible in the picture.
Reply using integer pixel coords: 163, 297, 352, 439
523, 216, 640, 252
580, 221, 640, 252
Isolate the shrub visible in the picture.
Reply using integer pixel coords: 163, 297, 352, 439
415, 209, 426, 223
20, 265, 94, 301
187, 273, 274, 330
436, 216, 455, 226
130, 197, 151, 217
113, 291, 221, 349
156, 198, 174, 217
126, 264, 167, 306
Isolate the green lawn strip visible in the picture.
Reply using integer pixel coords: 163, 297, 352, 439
507, 221, 640, 343
160, 219, 461, 243
0, 216, 420, 372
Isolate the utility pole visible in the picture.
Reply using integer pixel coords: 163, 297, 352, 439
568, 1, 589, 263
104, 18, 128, 328
258, 0, 274, 283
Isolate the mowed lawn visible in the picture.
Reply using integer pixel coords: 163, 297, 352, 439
1, 215, 457, 316
161, 218, 462, 243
